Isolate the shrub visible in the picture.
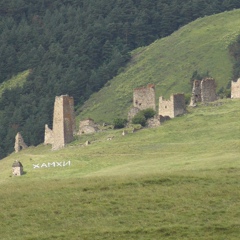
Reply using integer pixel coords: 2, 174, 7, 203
185, 93, 192, 105
131, 108, 156, 126
113, 118, 127, 129
132, 112, 146, 126
141, 108, 156, 119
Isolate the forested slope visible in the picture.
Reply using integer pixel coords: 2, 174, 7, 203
0, 0, 240, 158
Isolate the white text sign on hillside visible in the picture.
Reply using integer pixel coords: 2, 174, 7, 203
33, 161, 71, 169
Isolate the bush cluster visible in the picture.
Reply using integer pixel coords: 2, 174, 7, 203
113, 118, 128, 129
132, 108, 156, 126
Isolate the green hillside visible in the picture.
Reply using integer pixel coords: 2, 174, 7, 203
0, 10, 240, 240
79, 9, 240, 123
0, 98, 239, 239
0, 70, 30, 97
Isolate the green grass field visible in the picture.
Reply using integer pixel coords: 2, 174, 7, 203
79, 9, 240, 123
0, 99, 239, 239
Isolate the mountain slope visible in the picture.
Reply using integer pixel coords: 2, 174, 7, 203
79, 9, 240, 123
0, 98, 239, 239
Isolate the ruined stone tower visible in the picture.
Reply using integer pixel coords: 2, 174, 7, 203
14, 132, 28, 153
190, 80, 202, 105
201, 78, 217, 102
190, 78, 217, 106
52, 95, 75, 150
159, 93, 186, 118
133, 84, 156, 111
231, 79, 240, 98
44, 124, 54, 145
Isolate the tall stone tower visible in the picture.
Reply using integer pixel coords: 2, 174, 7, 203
52, 95, 75, 150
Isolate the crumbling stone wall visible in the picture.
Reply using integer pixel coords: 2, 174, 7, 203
128, 107, 140, 121
189, 80, 201, 106
44, 124, 54, 145
231, 78, 240, 98
147, 116, 161, 128
78, 118, 98, 135
159, 93, 185, 118
52, 95, 75, 150
190, 78, 217, 106
201, 78, 217, 103
173, 94, 186, 117
133, 84, 156, 111
14, 132, 28, 153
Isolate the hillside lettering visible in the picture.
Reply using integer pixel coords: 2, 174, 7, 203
33, 161, 71, 169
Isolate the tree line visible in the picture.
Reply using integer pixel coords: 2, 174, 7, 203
0, 0, 240, 158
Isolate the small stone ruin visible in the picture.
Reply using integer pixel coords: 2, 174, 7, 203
12, 160, 23, 176
14, 132, 28, 153
78, 118, 99, 135
147, 116, 161, 128
231, 78, 240, 98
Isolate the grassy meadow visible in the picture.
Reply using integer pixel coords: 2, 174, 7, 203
79, 9, 240, 123
0, 99, 239, 239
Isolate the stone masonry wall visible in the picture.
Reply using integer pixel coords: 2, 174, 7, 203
189, 80, 201, 106
78, 119, 98, 135
231, 78, 240, 98
128, 107, 140, 121
190, 78, 217, 106
159, 94, 185, 118
133, 84, 156, 111
44, 124, 54, 145
12, 161, 23, 176
173, 94, 186, 117
201, 78, 217, 103
52, 95, 75, 150
79, 119, 95, 129
14, 132, 28, 153
159, 96, 174, 118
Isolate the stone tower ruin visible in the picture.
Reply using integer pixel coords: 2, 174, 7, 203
14, 132, 28, 153
190, 78, 217, 106
52, 95, 75, 150
159, 93, 186, 118
78, 118, 99, 135
133, 84, 156, 111
231, 79, 240, 98
128, 84, 156, 120
44, 124, 54, 145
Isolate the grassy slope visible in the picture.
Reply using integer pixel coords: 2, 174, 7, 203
0, 99, 239, 239
0, 11, 240, 240
0, 70, 30, 97
79, 9, 240, 123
